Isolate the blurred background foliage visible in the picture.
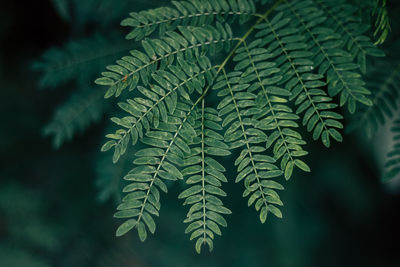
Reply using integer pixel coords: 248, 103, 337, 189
1, 0, 400, 266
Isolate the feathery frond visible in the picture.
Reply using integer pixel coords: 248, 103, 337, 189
86, 0, 396, 253
95, 23, 234, 98
313, 0, 385, 74
43, 87, 106, 148
348, 62, 400, 137
121, 0, 256, 41
179, 103, 231, 253
383, 119, 400, 182
34, 34, 129, 89
254, 11, 343, 147
114, 97, 205, 240
216, 67, 286, 221
280, 0, 381, 113
101, 25, 221, 240
100, 51, 219, 162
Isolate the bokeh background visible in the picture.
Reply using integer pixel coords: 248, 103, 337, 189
1, 0, 400, 266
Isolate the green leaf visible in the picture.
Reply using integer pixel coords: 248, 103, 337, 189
162, 162, 183, 179
142, 211, 156, 234
284, 161, 294, 180
101, 140, 116, 152
268, 205, 282, 218
137, 221, 147, 242
179, 185, 203, 199
116, 219, 137, 237
260, 206, 268, 224
204, 147, 231, 156
95, 77, 114, 85
294, 159, 310, 172
195, 237, 204, 254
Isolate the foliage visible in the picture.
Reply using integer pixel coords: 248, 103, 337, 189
3, 0, 400, 265
91, 0, 398, 253
32, 0, 400, 255
349, 61, 400, 137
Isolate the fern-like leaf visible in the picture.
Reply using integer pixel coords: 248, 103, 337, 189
92, 0, 396, 253
281, 0, 377, 113
101, 52, 218, 162
108, 38, 220, 240
121, 0, 256, 41
231, 39, 309, 179
95, 23, 234, 98
313, 0, 385, 74
255, 11, 343, 147
34, 34, 130, 89
348, 62, 400, 137
383, 119, 400, 182
44, 87, 106, 148
215, 67, 286, 221
114, 98, 202, 239
179, 103, 231, 253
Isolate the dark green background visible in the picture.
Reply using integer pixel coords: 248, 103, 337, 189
1, 1, 399, 266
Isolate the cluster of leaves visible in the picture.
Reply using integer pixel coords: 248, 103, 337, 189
349, 61, 400, 138
92, 0, 397, 253
121, 0, 256, 41
34, 0, 400, 255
